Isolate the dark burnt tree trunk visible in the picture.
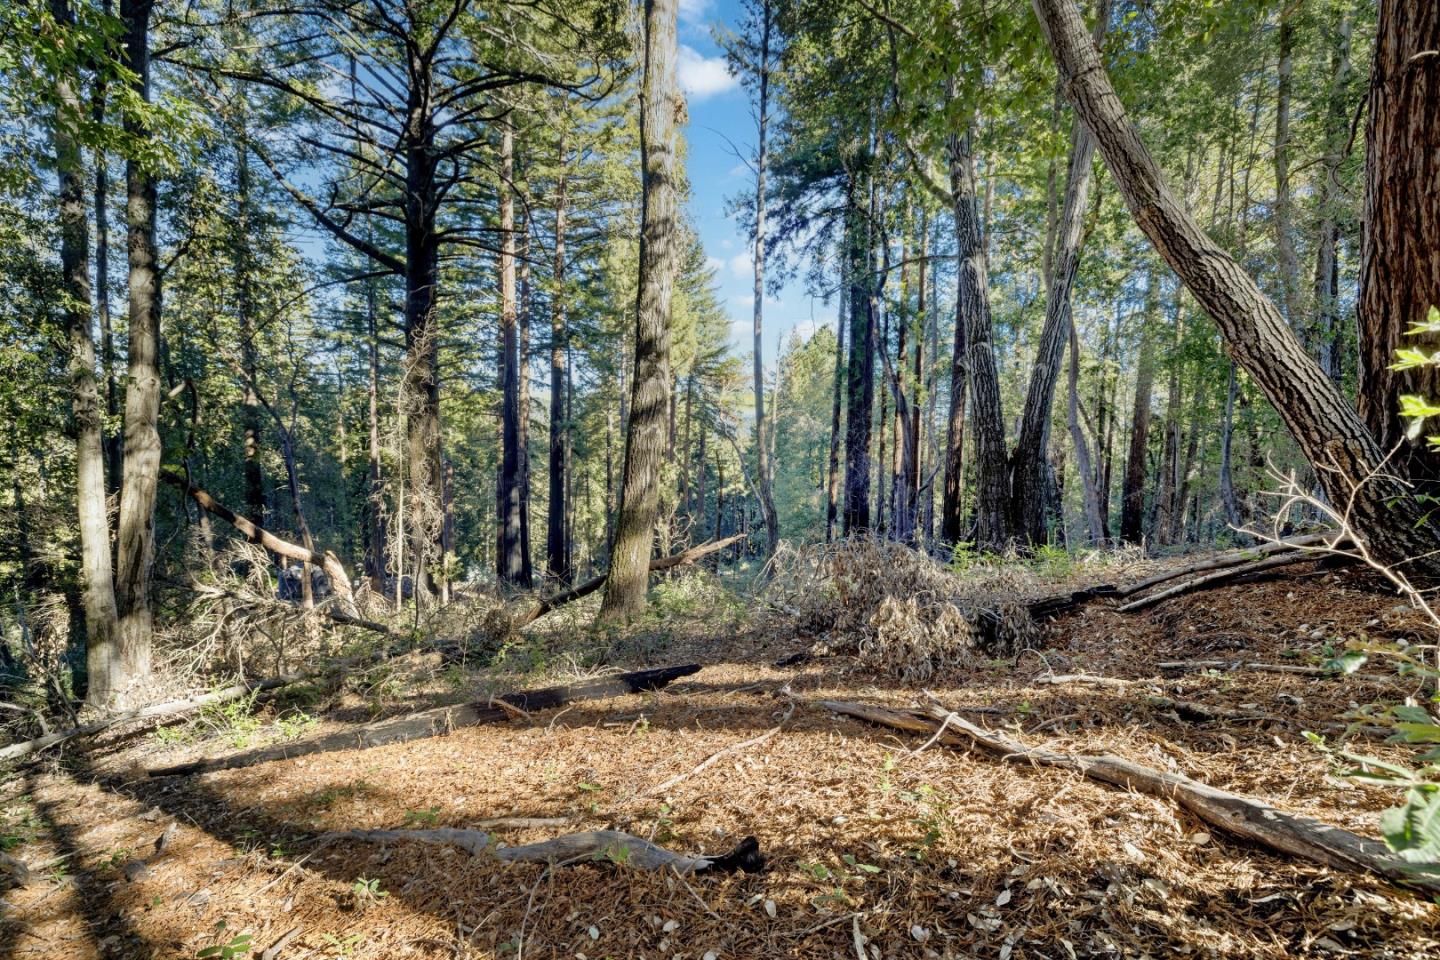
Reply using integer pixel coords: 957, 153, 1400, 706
1032, 0, 1440, 573
842, 176, 875, 534
599, 0, 679, 621
497, 120, 527, 586
548, 137, 573, 583
1357, 0, 1440, 479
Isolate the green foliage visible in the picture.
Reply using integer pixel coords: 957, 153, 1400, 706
196, 922, 251, 959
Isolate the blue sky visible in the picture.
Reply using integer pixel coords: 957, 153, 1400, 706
676, 0, 832, 359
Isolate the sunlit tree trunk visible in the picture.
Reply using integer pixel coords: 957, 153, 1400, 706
750, 0, 780, 561
600, 0, 679, 621
52, 0, 121, 710
548, 138, 573, 583
113, 0, 160, 706
496, 120, 526, 586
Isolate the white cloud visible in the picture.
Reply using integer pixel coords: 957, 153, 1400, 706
727, 251, 753, 279
679, 0, 711, 25
704, 255, 725, 274
677, 45, 738, 101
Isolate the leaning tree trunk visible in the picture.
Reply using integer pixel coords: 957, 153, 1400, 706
112, 0, 160, 707
52, 0, 121, 710
1031, 0, 1440, 574
497, 120, 526, 586
1357, 0, 1440, 481
599, 0, 679, 622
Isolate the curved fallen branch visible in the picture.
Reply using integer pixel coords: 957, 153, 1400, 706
162, 470, 355, 606
146, 663, 701, 777
516, 533, 747, 628
820, 697, 1440, 895
318, 828, 763, 875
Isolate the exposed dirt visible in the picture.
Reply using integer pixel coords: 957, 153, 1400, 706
2, 560, 1438, 960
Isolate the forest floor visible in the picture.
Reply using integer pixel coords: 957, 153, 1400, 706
3, 554, 1439, 960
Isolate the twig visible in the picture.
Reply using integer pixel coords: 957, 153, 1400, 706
641, 702, 795, 797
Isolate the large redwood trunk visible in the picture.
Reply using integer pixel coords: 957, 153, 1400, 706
1031, 0, 1440, 574
1357, 0, 1440, 479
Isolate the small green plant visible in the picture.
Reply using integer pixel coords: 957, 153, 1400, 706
196, 922, 251, 959
351, 876, 388, 911
319, 932, 364, 957
274, 710, 317, 741
404, 806, 440, 827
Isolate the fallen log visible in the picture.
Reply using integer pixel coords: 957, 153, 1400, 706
1155, 660, 1396, 684
1117, 551, 1329, 612
0, 672, 306, 764
317, 828, 763, 875
146, 663, 701, 777
516, 534, 747, 628
1113, 532, 1344, 598
819, 698, 1440, 895
162, 470, 355, 606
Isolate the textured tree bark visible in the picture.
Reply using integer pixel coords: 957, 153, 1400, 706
113, 0, 160, 707
1012, 0, 1108, 547
51, 0, 122, 710
1032, 0, 1440, 573
600, 0, 679, 621
233, 138, 266, 531
92, 1, 120, 497
548, 138, 573, 583
1357, 0, 1440, 479
518, 215, 534, 587
1066, 320, 1106, 543
946, 127, 1007, 549
842, 182, 874, 535
401, 82, 444, 606
1118, 275, 1157, 544
496, 121, 526, 586
365, 272, 387, 589
1219, 362, 1243, 529
750, 0, 780, 561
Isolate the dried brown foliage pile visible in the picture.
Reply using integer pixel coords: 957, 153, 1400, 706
763, 537, 1042, 681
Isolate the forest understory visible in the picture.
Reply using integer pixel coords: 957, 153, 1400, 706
3, 547, 1437, 960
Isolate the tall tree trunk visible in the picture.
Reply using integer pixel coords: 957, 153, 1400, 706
52, 0, 121, 710
497, 121, 526, 586
825, 264, 847, 543
547, 138, 573, 583
947, 126, 1006, 549
1119, 274, 1157, 544
1357, 0, 1440, 479
518, 211, 534, 586
93, 2, 120, 496
401, 87, 443, 605
1273, 14, 1301, 333
365, 276, 387, 590
599, 0, 679, 621
235, 140, 265, 528
1012, 0, 1109, 547
1031, 0, 1440, 572
112, 0, 159, 707
841, 178, 875, 535
1313, 11, 1352, 384
1066, 320, 1106, 543
750, 0, 780, 561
